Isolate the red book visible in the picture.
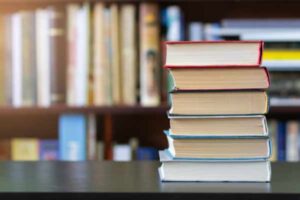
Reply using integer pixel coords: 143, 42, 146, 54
168, 67, 270, 91
163, 40, 263, 68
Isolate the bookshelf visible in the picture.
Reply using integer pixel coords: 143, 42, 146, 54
0, 0, 299, 161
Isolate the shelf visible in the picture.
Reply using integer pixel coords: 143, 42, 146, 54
0, 105, 170, 115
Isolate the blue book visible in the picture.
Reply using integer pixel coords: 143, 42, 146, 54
136, 147, 159, 160
277, 121, 286, 161
39, 140, 59, 160
59, 114, 87, 161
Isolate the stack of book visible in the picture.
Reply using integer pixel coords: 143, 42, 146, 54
159, 41, 272, 182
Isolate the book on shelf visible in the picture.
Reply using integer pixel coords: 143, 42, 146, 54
113, 144, 132, 161
159, 150, 271, 182
12, 138, 39, 161
167, 67, 270, 90
139, 3, 160, 106
48, 6, 67, 105
87, 114, 97, 160
59, 114, 87, 161
277, 121, 287, 161
120, 4, 137, 105
286, 121, 299, 162
169, 90, 268, 116
169, 115, 268, 137
39, 140, 59, 160
0, 140, 11, 160
268, 119, 278, 162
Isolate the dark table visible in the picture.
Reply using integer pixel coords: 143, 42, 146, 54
0, 161, 298, 199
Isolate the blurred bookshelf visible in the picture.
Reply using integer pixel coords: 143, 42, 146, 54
0, 0, 300, 162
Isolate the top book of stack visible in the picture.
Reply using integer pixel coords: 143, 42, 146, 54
164, 41, 263, 67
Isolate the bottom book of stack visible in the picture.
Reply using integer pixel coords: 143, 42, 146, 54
159, 150, 271, 182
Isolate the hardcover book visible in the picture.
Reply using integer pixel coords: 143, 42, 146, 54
159, 150, 271, 182
169, 90, 269, 116
168, 67, 270, 90
164, 41, 263, 67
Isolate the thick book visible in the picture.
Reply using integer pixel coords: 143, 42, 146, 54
59, 114, 87, 161
164, 41, 263, 67
159, 150, 271, 182
139, 3, 160, 106
39, 140, 59, 160
11, 138, 39, 161
0, 140, 11, 160
277, 121, 286, 161
168, 67, 270, 90
166, 135, 271, 160
169, 90, 269, 116
48, 6, 67, 105
168, 115, 268, 137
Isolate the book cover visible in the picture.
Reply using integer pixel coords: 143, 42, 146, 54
59, 114, 87, 161
277, 121, 286, 161
121, 4, 137, 105
48, 6, 67, 105
39, 140, 59, 160
140, 3, 160, 106
12, 138, 39, 161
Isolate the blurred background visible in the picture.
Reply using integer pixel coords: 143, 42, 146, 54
0, 0, 297, 162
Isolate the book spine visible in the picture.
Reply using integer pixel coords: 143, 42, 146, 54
139, 3, 160, 106
121, 4, 137, 105
4, 15, 12, 105
36, 9, 51, 107
286, 121, 299, 161
48, 6, 67, 105
39, 140, 59, 160
59, 114, 87, 161
277, 121, 286, 161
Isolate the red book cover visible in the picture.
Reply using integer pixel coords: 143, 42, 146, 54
163, 40, 263, 68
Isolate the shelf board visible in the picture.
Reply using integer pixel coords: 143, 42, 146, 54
0, 105, 170, 115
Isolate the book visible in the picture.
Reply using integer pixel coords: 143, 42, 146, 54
66, 4, 80, 106
164, 41, 263, 67
11, 138, 39, 161
22, 11, 36, 106
169, 115, 268, 137
136, 147, 158, 160
188, 22, 203, 41
92, 3, 107, 105
36, 9, 51, 107
59, 114, 87, 161
169, 90, 268, 116
113, 144, 131, 161
0, 15, 6, 105
268, 119, 278, 162
166, 135, 271, 160
264, 49, 300, 60
48, 6, 67, 105
39, 140, 59, 160
4, 15, 12, 105
286, 121, 299, 162
168, 67, 270, 90
140, 3, 160, 106
97, 141, 104, 160
111, 4, 122, 104
87, 114, 97, 160
11, 13, 22, 107
277, 121, 286, 161
0, 140, 11, 160
121, 4, 137, 105
222, 18, 300, 28
159, 150, 271, 182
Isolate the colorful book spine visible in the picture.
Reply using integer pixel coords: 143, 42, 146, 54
139, 3, 160, 106
39, 140, 59, 160
59, 114, 87, 161
277, 121, 287, 161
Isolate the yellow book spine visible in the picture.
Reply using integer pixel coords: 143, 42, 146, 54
264, 50, 300, 60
